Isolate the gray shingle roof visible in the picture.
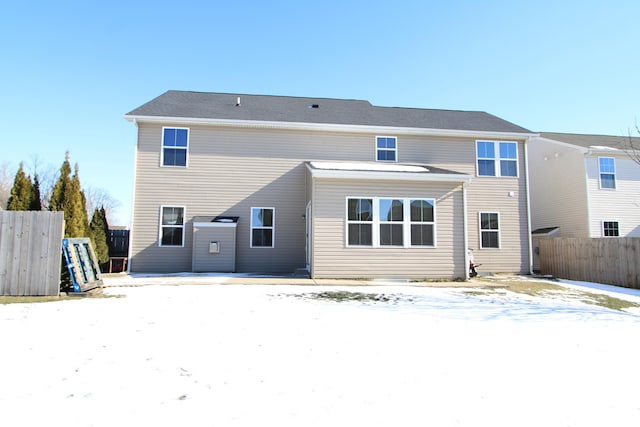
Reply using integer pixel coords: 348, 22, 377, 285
539, 132, 640, 149
126, 90, 532, 134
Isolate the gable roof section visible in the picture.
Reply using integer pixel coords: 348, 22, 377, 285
540, 132, 640, 150
126, 90, 532, 135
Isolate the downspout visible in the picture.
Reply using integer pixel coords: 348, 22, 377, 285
462, 181, 469, 279
524, 138, 534, 275
583, 152, 593, 237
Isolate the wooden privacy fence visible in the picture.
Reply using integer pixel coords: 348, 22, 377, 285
0, 211, 65, 296
539, 237, 640, 289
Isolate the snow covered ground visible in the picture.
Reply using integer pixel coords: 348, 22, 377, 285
1, 277, 640, 426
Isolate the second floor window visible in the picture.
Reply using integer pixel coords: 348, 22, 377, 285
162, 127, 189, 167
477, 141, 518, 177
376, 136, 397, 162
599, 157, 616, 189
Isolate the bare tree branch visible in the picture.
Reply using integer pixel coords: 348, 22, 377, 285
619, 120, 640, 166
84, 186, 122, 225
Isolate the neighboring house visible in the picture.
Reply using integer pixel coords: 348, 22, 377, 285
124, 90, 536, 279
529, 132, 640, 240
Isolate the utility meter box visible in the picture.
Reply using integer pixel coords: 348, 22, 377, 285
192, 216, 238, 272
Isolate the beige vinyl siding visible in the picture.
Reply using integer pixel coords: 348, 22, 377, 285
585, 155, 640, 237
465, 142, 530, 273
528, 139, 590, 237
132, 122, 530, 275
311, 179, 465, 279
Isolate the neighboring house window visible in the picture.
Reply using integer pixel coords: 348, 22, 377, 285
603, 221, 619, 237
410, 199, 435, 246
599, 157, 616, 189
347, 197, 436, 247
251, 207, 274, 248
476, 141, 518, 177
379, 199, 404, 246
376, 136, 397, 162
160, 206, 185, 247
347, 198, 373, 246
480, 212, 500, 248
162, 127, 189, 167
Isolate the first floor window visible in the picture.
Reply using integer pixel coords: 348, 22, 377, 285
410, 199, 435, 246
347, 197, 435, 247
480, 212, 500, 248
162, 127, 189, 167
251, 207, 274, 247
347, 198, 373, 246
379, 199, 404, 246
603, 221, 619, 237
160, 206, 185, 246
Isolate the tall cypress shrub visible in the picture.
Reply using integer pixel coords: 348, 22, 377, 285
6, 163, 33, 210
89, 206, 110, 265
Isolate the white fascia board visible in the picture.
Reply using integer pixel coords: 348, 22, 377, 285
193, 222, 238, 228
124, 114, 537, 140
529, 136, 589, 153
586, 146, 624, 156
306, 164, 473, 183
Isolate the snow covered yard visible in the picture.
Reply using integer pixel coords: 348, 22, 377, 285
2, 280, 640, 426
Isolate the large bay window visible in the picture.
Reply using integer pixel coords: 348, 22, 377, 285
347, 197, 435, 248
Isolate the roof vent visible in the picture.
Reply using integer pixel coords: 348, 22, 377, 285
236, 96, 241, 107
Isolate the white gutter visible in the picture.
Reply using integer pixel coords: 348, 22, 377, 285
124, 114, 538, 141
584, 156, 593, 237
524, 137, 534, 275
307, 166, 473, 184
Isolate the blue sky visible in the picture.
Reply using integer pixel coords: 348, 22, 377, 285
1, 0, 639, 226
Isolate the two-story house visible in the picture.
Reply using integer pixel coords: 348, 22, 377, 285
125, 90, 536, 279
528, 132, 640, 270
529, 132, 640, 238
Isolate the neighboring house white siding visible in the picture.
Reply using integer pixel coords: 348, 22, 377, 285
528, 138, 590, 237
585, 155, 640, 237
530, 132, 640, 240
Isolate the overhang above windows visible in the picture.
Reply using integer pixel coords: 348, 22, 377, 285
306, 161, 472, 184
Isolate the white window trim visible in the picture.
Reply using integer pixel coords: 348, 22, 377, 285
250, 207, 275, 248
161, 127, 190, 168
602, 220, 620, 237
476, 140, 519, 178
158, 205, 186, 247
479, 211, 501, 249
345, 197, 436, 248
375, 136, 398, 163
598, 156, 616, 190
